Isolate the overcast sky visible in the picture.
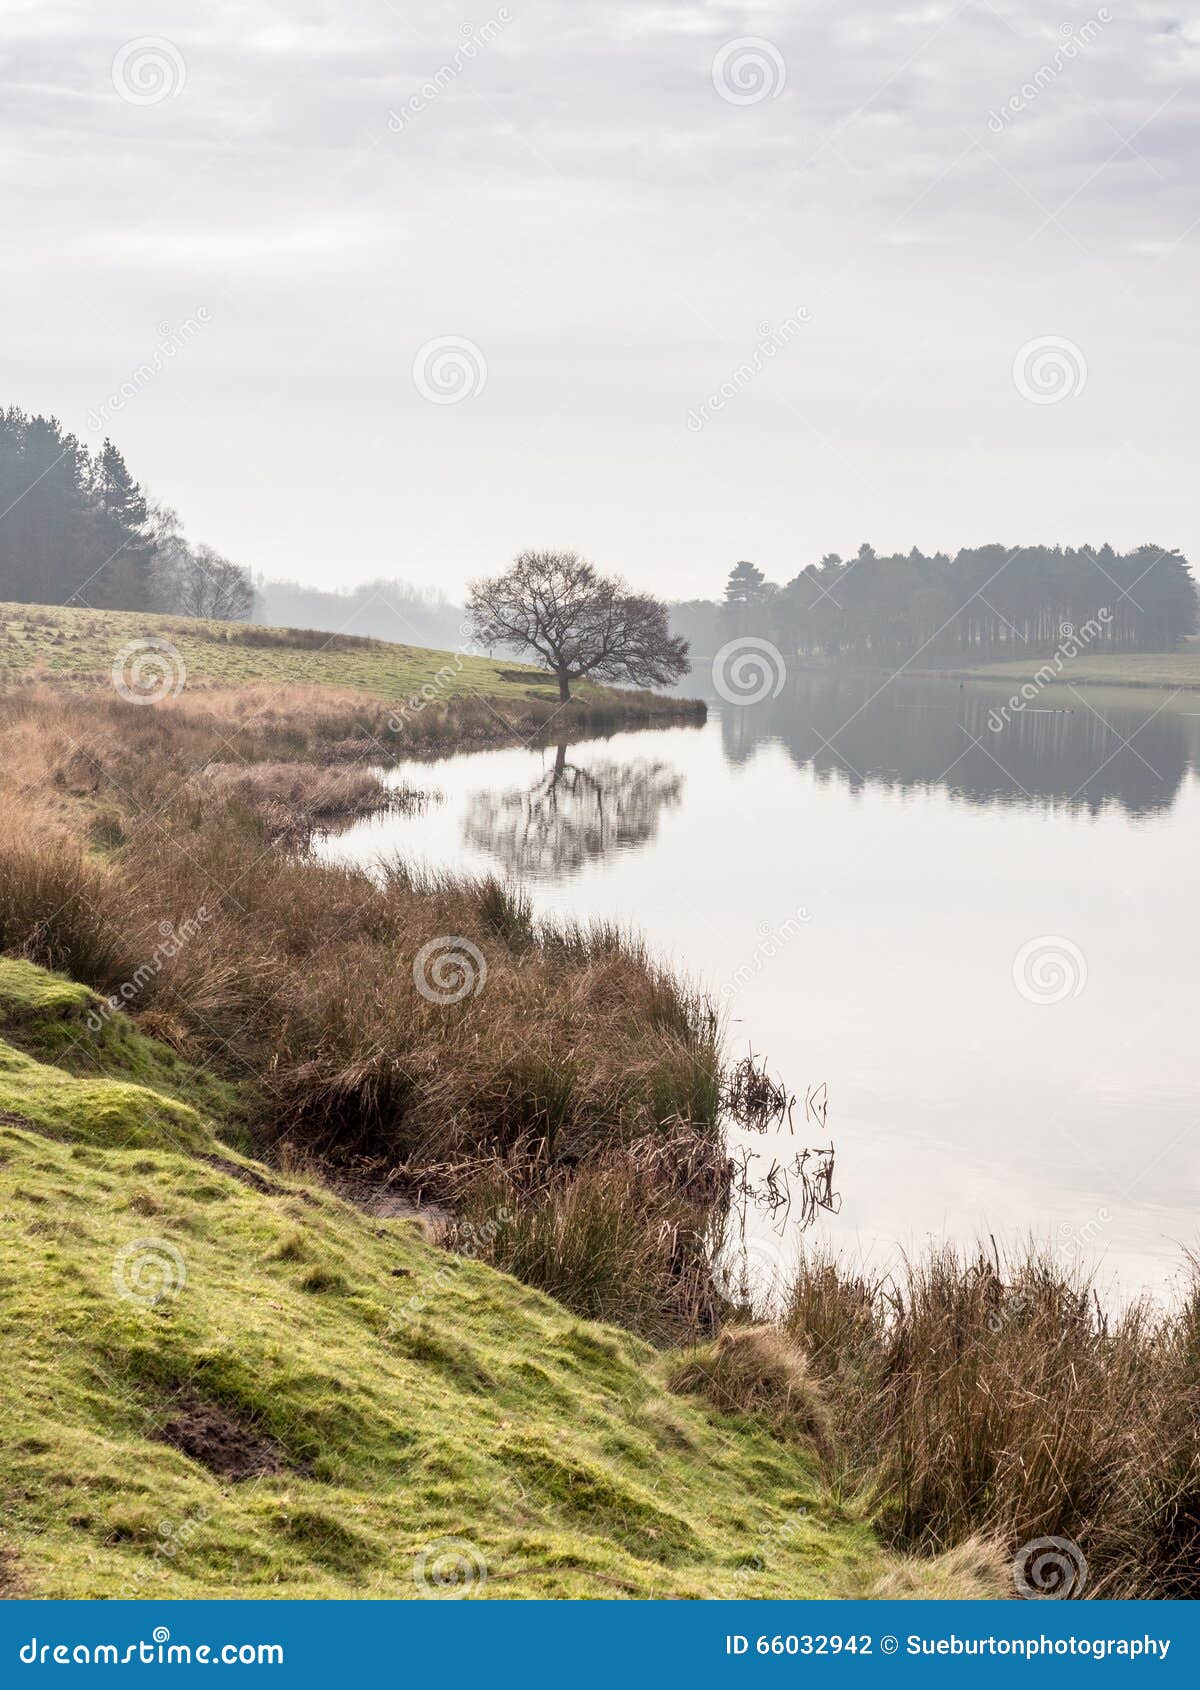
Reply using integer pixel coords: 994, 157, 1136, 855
3, 0, 1198, 601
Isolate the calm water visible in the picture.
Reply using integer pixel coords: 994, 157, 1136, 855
322, 672, 1200, 1297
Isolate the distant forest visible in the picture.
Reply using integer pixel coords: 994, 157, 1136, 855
0, 408, 461, 647
673, 546, 1199, 663
0, 406, 254, 619
2, 407, 163, 610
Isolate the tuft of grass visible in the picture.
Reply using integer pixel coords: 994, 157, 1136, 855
670, 1326, 831, 1448
850, 1536, 1010, 1601
476, 877, 535, 951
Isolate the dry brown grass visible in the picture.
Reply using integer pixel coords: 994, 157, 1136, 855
441, 1125, 731, 1344
194, 761, 418, 842
778, 1243, 1200, 1598
670, 1325, 831, 1447
850, 1536, 1010, 1601
0, 682, 701, 841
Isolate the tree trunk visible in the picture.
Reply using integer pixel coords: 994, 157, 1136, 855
556, 669, 571, 702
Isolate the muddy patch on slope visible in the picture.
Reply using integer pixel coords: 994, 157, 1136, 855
201, 1154, 285, 1195
157, 1390, 294, 1482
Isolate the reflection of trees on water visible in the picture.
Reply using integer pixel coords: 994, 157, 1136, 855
718, 674, 1195, 818
463, 742, 684, 877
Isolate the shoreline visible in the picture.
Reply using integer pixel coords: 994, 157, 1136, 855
685, 650, 1200, 696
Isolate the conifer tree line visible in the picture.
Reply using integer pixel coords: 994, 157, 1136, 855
0, 406, 254, 619
672, 544, 1198, 663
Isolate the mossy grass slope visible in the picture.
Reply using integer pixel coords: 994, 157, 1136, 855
0, 956, 247, 1145
0, 960, 993, 1600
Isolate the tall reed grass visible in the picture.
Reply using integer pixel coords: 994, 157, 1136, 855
442, 1124, 732, 1343
775, 1242, 1200, 1598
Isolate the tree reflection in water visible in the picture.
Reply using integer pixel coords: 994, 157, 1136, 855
462, 741, 684, 878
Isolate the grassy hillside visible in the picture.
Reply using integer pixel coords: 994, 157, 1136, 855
0, 600, 692, 712
0, 956, 995, 1600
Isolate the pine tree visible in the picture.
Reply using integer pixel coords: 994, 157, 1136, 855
93, 440, 154, 608
723, 560, 765, 606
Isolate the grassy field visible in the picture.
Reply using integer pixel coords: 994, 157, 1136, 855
922, 643, 1200, 693
0, 600, 702, 718
0, 954, 1001, 1600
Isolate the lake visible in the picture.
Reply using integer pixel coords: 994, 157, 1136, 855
321, 670, 1200, 1300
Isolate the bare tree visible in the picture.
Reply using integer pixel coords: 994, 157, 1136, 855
465, 549, 689, 701
169, 543, 257, 622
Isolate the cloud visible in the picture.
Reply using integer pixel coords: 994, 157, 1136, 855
2, 0, 1197, 595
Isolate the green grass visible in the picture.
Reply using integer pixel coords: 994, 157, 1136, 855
0, 958, 247, 1139
0, 601, 679, 711
0, 958, 996, 1600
